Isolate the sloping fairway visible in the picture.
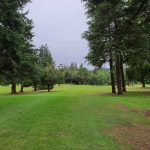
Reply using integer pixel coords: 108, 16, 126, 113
0, 85, 150, 150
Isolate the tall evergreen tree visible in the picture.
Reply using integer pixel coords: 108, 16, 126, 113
0, 0, 33, 94
82, 0, 149, 94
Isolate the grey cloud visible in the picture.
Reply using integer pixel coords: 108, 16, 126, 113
26, 0, 93, 68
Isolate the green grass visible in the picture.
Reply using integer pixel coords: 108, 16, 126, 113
0, 85, 150, 150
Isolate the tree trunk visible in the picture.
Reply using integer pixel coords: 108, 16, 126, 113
34, 84, 37, 91
115, 55, 123, 95
47, 85, 50, 92
20, 84, 24, 92
142, 80, 146, 88
113, 19, 123, 95
11, 83, 17, 94
109, 53, 116, 94
120, 56, 126, 92
141, 73, 145, 87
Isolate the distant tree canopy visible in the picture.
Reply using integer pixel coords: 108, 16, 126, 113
56, 63, 111, 86
82, 0, 150, 94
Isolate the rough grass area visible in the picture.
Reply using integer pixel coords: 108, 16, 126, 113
0, 85, 150, 150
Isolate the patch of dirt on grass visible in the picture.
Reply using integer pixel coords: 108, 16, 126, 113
117, 103, 150, 117
118, 103, 130, 112
144, 110, 150, 117
103, 125, 150, 150
117, 103, 142, 114
0, 128, 12, 137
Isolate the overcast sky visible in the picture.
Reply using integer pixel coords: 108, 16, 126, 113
26, 0, 91, 68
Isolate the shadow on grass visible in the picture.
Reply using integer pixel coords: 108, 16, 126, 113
125, 91, 150, 96
99, 90, 150, 97
141, 87, 150, 89
0, 90, 62, 96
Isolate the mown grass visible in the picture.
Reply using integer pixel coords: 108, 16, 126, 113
0, 85, 150, 150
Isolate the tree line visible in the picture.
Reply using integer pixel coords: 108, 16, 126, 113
57, 63, 111, 86
0, 0, 149, 94
82, 0, 150, 95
